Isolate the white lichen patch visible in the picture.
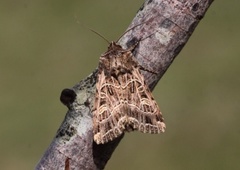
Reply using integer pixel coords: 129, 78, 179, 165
76, 88, 89, 104
155, 27, 173, 45
76, 112, 93, 136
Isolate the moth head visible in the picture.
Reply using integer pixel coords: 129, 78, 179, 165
108, 41, 124, 51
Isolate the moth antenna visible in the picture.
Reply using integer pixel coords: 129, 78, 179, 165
116, 18, 155, 43
88, 28, 110, 44
74, 15, 110, 44
116, 22, 144, 43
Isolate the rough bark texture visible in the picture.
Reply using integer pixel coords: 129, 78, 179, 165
36, 0, 214, 169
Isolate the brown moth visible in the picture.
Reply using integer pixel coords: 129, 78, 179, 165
93, 41, 166, 144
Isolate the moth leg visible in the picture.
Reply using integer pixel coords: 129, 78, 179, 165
138, 64, 158, 75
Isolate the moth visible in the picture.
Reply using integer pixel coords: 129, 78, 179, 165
93, 41, 166, 144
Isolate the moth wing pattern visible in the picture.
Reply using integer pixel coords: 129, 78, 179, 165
93, 42, 166, 144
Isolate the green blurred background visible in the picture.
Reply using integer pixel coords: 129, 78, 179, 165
1, 0, 239, 169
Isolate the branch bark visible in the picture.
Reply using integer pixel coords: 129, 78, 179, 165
36, 0, 214, 169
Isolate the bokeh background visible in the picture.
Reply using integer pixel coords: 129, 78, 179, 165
1, 0, 239, 169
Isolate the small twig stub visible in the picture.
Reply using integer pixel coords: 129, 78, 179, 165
93, 41, 166, 144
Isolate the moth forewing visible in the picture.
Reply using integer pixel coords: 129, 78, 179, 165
93, 42, 165, 144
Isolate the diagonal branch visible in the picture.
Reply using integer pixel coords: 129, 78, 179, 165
36, 0, 214, 169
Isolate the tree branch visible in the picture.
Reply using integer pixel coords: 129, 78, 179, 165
36, 0, 214, 169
